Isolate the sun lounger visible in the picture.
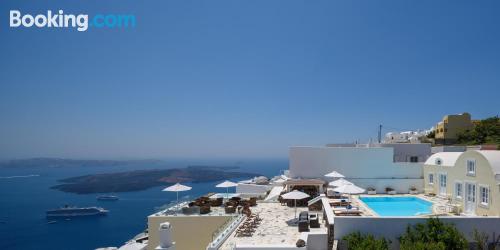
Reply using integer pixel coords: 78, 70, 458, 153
329, 198, 351, 207
333, 206, 359, 212
334, 209, 362, 216
235, 214, 262, 237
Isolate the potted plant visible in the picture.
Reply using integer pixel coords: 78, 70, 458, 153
367, 187, 377, 195
385, 187, 396, 195
409, 186, 418, 194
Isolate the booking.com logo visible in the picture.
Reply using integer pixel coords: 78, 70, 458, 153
9, 10, 136, 32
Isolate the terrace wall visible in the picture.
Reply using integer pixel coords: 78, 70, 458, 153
289, 147, 424, 193
148, 214, 233, 250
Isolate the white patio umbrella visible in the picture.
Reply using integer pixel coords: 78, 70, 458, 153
163, 183, 192, 212
216, 180, 238, 199
328, 178, 353, 187
332, 183, 365, 194
333, 183, 365, 202
324, 171, 345, 178
281, 190, 310, 219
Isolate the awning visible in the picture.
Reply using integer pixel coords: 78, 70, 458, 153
264, 186, 284, 201
308, 194, 326, 206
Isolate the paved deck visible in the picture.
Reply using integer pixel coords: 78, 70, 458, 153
219, 202, 326, 249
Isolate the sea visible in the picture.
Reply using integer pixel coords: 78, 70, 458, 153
0, 158, 287, 250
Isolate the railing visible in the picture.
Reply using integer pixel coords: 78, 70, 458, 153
308, 194, 325, 206
153, 201, 190, 216
206, 214, 245, 250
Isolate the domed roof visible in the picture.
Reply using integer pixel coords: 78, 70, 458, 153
425, 152, 462, 167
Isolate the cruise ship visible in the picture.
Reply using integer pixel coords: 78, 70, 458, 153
46, 205, 108, 217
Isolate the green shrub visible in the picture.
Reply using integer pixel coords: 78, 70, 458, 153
472, 228, 489, 250
399, 217, 468, 250
457, 116, 500, 145
342, 231, 390, 250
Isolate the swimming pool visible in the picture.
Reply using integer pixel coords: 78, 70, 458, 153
359, 196, 433, 216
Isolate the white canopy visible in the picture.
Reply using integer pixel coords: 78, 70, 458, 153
216, 180, 238, 199
281, 190, 310, 200
281, 190, 310, 219
324, 171, 345, 178
332, 183, 365, 194
264, 186, 285, 201
163, 183, 192, 192
162, 183, 192, 213
328, 178, 353, 187
216, 180, 238, 188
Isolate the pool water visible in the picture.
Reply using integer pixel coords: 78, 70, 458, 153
359, 196, 433, 216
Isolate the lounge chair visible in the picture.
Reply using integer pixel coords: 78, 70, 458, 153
200, 205, 211, 214
249, 197, 257, 206
334, 208, 362, 216
182, 206, 200, 215
225, 206, 236, 214
333, 205, 359, 212
210, 197, 223, 207
329, 198, 351, 207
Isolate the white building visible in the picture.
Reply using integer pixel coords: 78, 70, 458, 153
384, 130, 431, 144
289, 143, 431, 193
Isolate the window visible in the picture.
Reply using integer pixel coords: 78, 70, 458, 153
480, 186, 489, 206
429, 173, 434, 185
467, 159, 476, 176
410, 156, 418, 163
435, 158, 442, 165
455, 182, 463, 199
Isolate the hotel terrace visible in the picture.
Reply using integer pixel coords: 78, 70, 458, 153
123, 143, 500, 250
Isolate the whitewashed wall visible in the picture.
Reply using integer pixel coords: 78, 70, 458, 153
289, 147, 423, 192
289, 147, 423, 179
379, 143, 431, 163
305, 232, 328, 250
346, 178, 423, 193
236, 183, 271, 194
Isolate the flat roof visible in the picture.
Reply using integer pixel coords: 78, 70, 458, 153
149, 203, 230, 218
284, 179, 325, 185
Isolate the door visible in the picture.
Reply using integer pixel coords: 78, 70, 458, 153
439, 174, 447, 196
465, 183, 476, 214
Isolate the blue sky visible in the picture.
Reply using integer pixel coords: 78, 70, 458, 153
1, 0, 499, 159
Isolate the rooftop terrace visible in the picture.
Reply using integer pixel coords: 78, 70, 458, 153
219, 202, 327, 249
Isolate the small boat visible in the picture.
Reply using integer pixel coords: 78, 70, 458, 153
46, 205, 108, 218
97, 195, 119, 201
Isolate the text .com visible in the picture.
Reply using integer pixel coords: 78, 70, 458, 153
9, 10, 136, 32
